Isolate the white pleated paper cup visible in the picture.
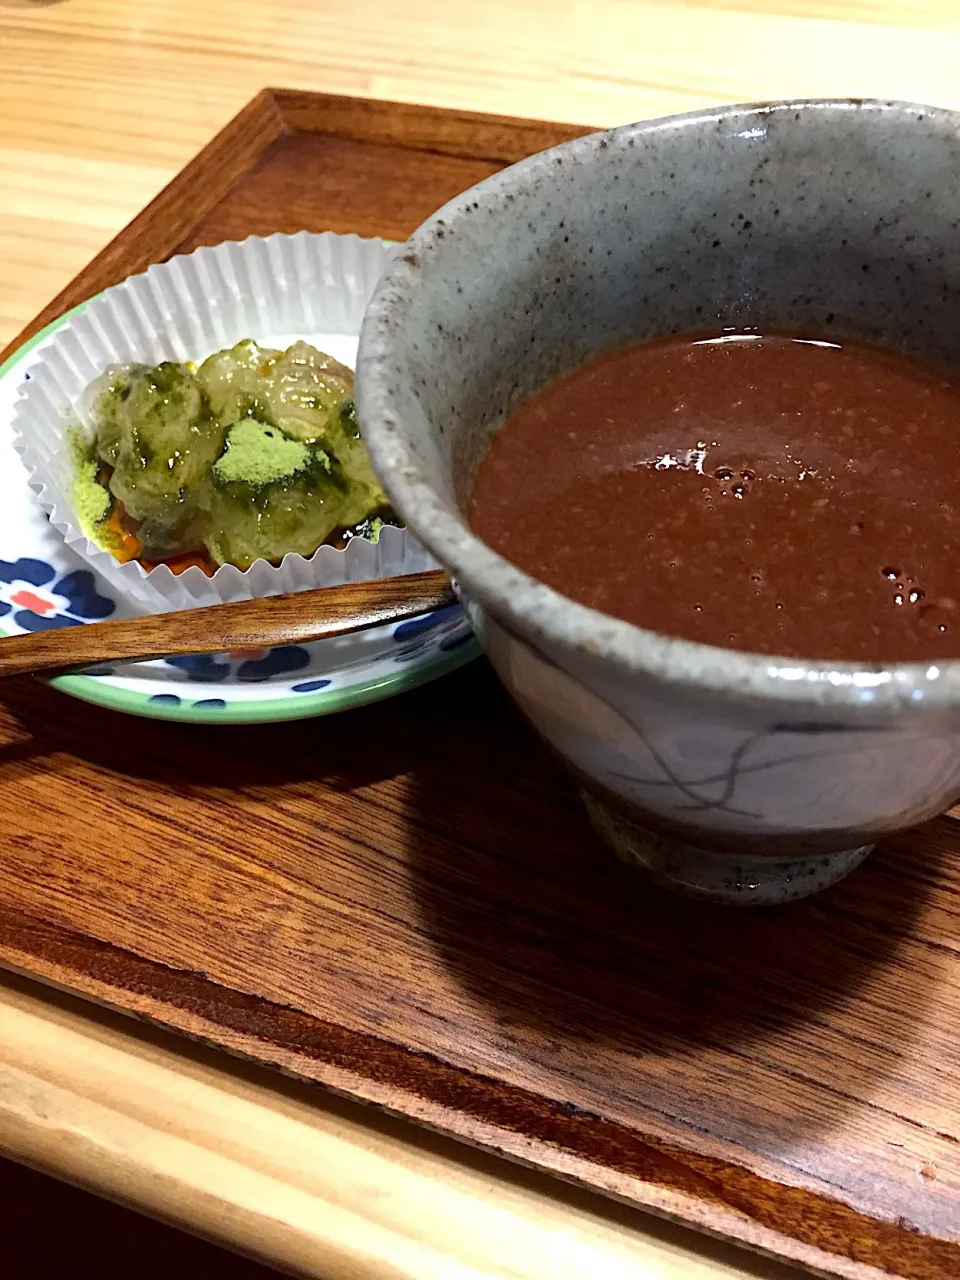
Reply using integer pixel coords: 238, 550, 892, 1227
11, 231, 435, 612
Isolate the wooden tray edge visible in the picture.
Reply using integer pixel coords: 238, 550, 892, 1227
273, 87, 594, 163
0, 88, 593, 365
0, 907, 945, 1280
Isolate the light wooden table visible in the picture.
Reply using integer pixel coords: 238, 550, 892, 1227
2, 1, 959, 1275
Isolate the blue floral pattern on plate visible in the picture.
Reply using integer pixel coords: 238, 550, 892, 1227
164, 646, 312, 683
391, 605, 472, 664
0, 557, 115, 631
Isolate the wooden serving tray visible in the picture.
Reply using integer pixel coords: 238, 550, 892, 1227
2, 90, 959, 1280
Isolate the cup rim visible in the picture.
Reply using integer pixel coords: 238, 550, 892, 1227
356, 96, 960, 714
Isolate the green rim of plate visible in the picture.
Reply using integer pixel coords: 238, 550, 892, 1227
0, 303, 479, 723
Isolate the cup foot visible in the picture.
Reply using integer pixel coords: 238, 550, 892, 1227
580, 791, 874, 905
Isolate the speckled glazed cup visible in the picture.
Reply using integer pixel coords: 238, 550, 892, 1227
356, 99, 960, 904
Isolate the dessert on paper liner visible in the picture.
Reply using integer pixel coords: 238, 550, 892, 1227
11, 231, 434, 614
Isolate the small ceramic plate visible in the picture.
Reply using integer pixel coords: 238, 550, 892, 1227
0, 310, 478, 724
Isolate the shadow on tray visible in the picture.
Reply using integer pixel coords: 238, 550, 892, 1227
0, 661, 948, 1159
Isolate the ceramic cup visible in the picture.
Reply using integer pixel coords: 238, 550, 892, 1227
356, 99, 960, 904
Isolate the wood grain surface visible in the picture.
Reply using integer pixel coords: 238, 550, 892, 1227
3, 656, 960, 1280
5, 0, 960, 352
0, 88, 590, 360
0, 967, 803, 1280
2, 76, 960, 1280
0, 571, 454, 678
